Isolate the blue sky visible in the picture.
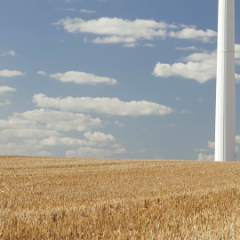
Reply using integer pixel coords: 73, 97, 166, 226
0, 0, 240, 160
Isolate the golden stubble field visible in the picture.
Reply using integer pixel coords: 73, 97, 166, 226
1, 157, 240, 239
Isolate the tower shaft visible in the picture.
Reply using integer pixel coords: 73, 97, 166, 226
215, 0, 235, 161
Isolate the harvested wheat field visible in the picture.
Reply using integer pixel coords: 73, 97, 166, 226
1, 157, 240, 239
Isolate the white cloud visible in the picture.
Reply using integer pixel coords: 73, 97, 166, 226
54, 17, 171, 38
80, 9, 96, 13
37, 71, 47, 76
0, 117, 39, 129
15, 108, 102, 132
194, 148, 209, 152
1, 129, 61, 138
153, 51, 217, 83
92, 36, 136, 44
208, 141, 215, 149
0, 109, 102, 141
175, 46, 197, 51
0, 139, 52, 156
0, 142, 43, 156
0, 100, 11, 106
169, 28, 217, 42
0, 110, 123, 158
144, 43, 155, 47
32, 94, 174, 116
198, 153, 214, 161
40, 131, 116, 147
2, 50, 17, 56
114, 120, 124, 127
40, 136, 89, 146
84, 131, 115, 144
0, 70, 24, 77
0, 86, 16, 95
54, 17, 217, 46
65, 147, 125, 158
50, 71, 117, 85
153, 44, 240, 83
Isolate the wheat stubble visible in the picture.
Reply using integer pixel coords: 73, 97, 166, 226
0, 156, 240, 239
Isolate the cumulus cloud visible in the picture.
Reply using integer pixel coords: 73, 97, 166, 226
0, 117, 39, 129
50, 71, 117, 85
0, 109, 124, 158
92, 36, 136, 44
65, 147, 125, 158
144, 43, 155, 47
37, 71, 47, 76
153, 51, 217, 83
153, 44, 240, 83
169, 28, 217, 42
208, 141, 215, 149
0, 100, 11, 106
54, 17, 217, 46
2, 50, 17, 56
194, 148, 209, 152
175, 46, 197, 51
80, 9, 96, 13
198, 153, 214, 161
0, 109, 102, 142
114, 120, 124, 127
41, 132, 115, 147
0, 142, 44, 156
14, 108, 102, 132
32, 94, 174, 116
54, 17, 171, 37
40, 136, 89, 146
0, 138, 52, 156
0, 86, 16, 95
1, 129, 61, 138
84, 131, 115, 144
0, 70, 24, 77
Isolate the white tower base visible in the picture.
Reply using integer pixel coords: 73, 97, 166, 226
215, 0, 236, 162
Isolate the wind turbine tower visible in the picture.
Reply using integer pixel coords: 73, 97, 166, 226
215, 0, 236, 161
